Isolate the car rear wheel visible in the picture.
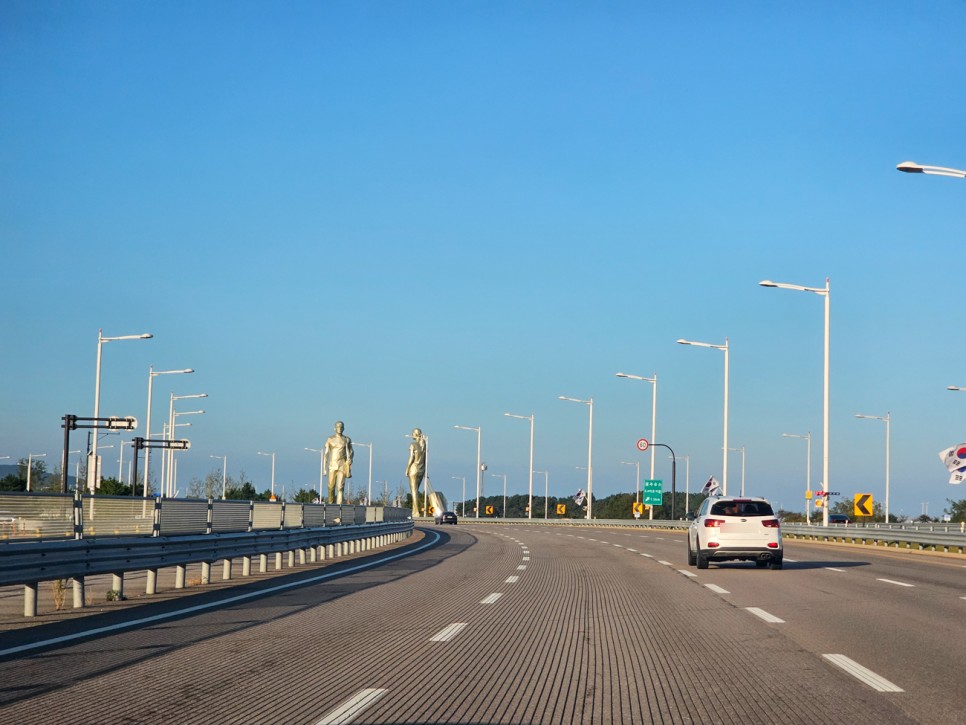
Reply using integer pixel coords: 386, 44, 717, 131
687, 539, 697, 566
696, 550, 709, 570
769, 558, 783, 570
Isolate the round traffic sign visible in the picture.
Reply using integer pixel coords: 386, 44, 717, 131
636, 438, 649, 451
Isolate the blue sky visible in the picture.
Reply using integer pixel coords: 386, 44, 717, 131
2, 2, 965, 518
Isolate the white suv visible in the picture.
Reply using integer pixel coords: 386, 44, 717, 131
687, 496, 783, 570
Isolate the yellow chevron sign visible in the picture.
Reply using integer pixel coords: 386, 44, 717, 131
854, 493, 873, 517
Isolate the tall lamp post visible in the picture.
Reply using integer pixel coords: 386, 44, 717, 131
451, 476, 466, 517
615, 371, 658, 483
354, 442, 373, 504
559, 395, 593, 519
26, 453, 47, 492
782, 433, 811, 524
92, 330, 153, 493
621, 460, 641, 504
897, 161, 966, 178
760, 278, 830, 526
209, 454, 227, 499
534, 470, 549, 518
454, 425, 482, 518
166, 392, 207, 497
676, 338, 729, 495
305, 447, 324, 500
491, 473, 507, 517
144, 367, 193, 498
727, 446, 746, 496
257, 451, 276, 498
856, 412, 891, 523
504, 412, 534, 519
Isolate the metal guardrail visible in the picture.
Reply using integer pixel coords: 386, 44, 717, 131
444, 516, 966, 553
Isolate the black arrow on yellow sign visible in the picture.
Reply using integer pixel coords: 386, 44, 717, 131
854, 493, 873, 517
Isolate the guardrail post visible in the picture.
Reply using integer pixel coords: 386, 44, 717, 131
275, 552, 283, 570
223, 558, 232, 580
112, 573, 124, 600
201, 562, 211, 584
288, 550, 295, 567
73, 577, 85, 608
259, 554, 267, 573
25, 583, 38, 617
175, 565, 186, 589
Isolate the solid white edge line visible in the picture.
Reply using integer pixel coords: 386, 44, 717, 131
877, 578, 915, 587
745, 607, 785, 624
823, 654, 904, 692
430, 623, 468, 642
316, 687, 388, 725
0, 529, 444, 659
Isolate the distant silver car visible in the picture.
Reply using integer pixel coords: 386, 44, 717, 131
687, 496, 783, 570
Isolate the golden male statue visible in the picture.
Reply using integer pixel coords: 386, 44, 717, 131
323, 421, 353, 504
406, 428, 426, 516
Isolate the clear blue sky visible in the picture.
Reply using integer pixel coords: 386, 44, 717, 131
2, 2, 965, 518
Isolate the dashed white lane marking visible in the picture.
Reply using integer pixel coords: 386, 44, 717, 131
877, 578, 915, 588
613, 544, 623, 548
481, 593, 503, 604
522, 557, 530, 561
517, 565, 527, 570
746, 607, 785, 624
679, 570, 697, 578
640, 553, 653, 558
316, 688, 388, 724
430, 623, 468, 642
783, 558, 797, 562
626, 548, 637, 552
505, 576, 519, 583
658, 560, 673, 566
825, 567, 846, 572
823, 654, 904, 692
705, 584, 729, 595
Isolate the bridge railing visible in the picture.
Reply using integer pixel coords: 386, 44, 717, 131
0, 492, 410, 542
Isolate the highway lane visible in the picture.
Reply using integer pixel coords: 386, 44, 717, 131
0, 523, 945, 723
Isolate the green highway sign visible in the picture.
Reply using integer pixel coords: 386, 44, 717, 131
643, 479, 663, 506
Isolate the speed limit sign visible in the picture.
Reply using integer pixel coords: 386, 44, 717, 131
636, 438, 649, 451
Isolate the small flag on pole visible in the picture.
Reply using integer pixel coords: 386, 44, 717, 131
574, 488, 585, 506
939, 443, 966, 472
701, 476, 720, 496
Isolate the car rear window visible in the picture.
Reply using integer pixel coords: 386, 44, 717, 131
710, 501, 774, 516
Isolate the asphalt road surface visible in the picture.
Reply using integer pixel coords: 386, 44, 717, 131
1, 524, 963, 724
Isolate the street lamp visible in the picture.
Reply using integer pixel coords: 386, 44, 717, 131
621, 460, 641, 504
559, 395, 593, 519
354, 442, 373, 504
782, 433, 812, 524
491, 473, 507, 517
305, 447, 324, 500
257, 451, 276, 498
534, 470, 549, 519
451, 476, 466, 517
947, 386, 966, 392
166, 392, 207, 497
760, 277, 830, 526
856, 412, 891, 523
144, 367, 193, 498
676, 338, 730, 495
896, 161, 966, 178
727, 446, 746, 496
92, 329, 153, 493
26, 453, 47, 492
504, 412, 534, 519
454, 425, 482, 517
210, 454, 227, 499
615, 371, 658, 483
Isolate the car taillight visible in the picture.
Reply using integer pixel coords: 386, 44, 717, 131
762, 518, 780, 528
703, 518, 724, 528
